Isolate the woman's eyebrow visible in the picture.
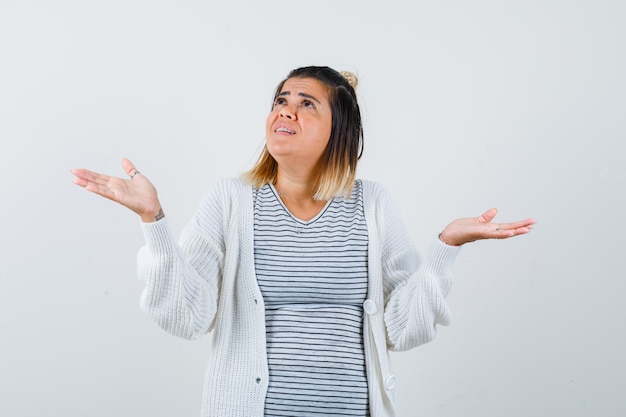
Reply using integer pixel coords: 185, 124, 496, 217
277, 91, 321, 104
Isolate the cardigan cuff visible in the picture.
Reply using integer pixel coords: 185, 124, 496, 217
427, 236, 462, 268
139, 217, 176, 255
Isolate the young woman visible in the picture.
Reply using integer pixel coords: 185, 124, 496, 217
72, 66, 535, 417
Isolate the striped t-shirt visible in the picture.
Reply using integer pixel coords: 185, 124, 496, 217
253, 180, 370, 417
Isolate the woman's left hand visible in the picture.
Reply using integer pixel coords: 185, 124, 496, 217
438, 208, 535, 246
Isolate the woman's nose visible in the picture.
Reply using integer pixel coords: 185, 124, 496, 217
279, 104, 296, 119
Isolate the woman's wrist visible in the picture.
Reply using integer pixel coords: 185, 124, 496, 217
141, 206, 165, 223
438, 230, 461, 246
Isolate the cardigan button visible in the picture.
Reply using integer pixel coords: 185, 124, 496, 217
384, 375, 397, 391
256, 377, 261, 384
363, 300, 377, 315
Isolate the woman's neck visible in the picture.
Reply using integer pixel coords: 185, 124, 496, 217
274, 168, 318, 201
274, 170, 327, 221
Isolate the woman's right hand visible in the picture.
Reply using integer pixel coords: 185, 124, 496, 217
72, 158, 164, 223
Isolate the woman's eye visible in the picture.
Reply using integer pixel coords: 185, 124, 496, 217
272, 97, 315, 110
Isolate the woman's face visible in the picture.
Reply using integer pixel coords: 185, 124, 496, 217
265, 77, 333, 172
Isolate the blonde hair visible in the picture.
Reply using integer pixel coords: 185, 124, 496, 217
245, 66, 363, 200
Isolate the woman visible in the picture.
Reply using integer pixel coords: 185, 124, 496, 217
72, 66, 534, 417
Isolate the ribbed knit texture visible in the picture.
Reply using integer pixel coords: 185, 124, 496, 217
137, 178, 461, 417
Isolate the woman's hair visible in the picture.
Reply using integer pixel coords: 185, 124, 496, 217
245, 66, 364, 200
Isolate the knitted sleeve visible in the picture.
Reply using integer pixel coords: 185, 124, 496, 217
375, 186, 461, 351
136, 182, 230, 340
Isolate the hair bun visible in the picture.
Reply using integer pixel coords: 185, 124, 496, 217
339, 71, 358, 89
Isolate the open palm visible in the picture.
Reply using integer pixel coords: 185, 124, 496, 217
72, 158, 162, 222
440, 208, 535, 246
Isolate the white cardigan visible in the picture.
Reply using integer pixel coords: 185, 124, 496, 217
137, 178, 461, 417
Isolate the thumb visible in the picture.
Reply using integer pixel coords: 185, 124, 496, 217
121, 158, 138, 178
479, 208, 498, 223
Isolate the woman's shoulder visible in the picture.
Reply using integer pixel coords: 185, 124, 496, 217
197, 177, 254, 209
358, 179, 393, 201
205, 176, 253, 195
357, 179, 403, 222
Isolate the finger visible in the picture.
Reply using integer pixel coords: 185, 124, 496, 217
71, 168, 89, 185
478, 208, 498, 224
496, 224, 534, 239
499, 218, 537, 230
72, 176, 89, 187
121, 158, 138, 178
72, 168, 113, 186
82, 170, 114, 187
71, 168, 97, 181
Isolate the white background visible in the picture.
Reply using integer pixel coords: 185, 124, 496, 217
1, 1, 624, 416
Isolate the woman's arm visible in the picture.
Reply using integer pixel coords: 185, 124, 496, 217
379, 190, 534, 351
137, 212, 223, 340
72, 158, 224, 339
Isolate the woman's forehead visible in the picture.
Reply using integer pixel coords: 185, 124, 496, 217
282, 77, 327, 93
